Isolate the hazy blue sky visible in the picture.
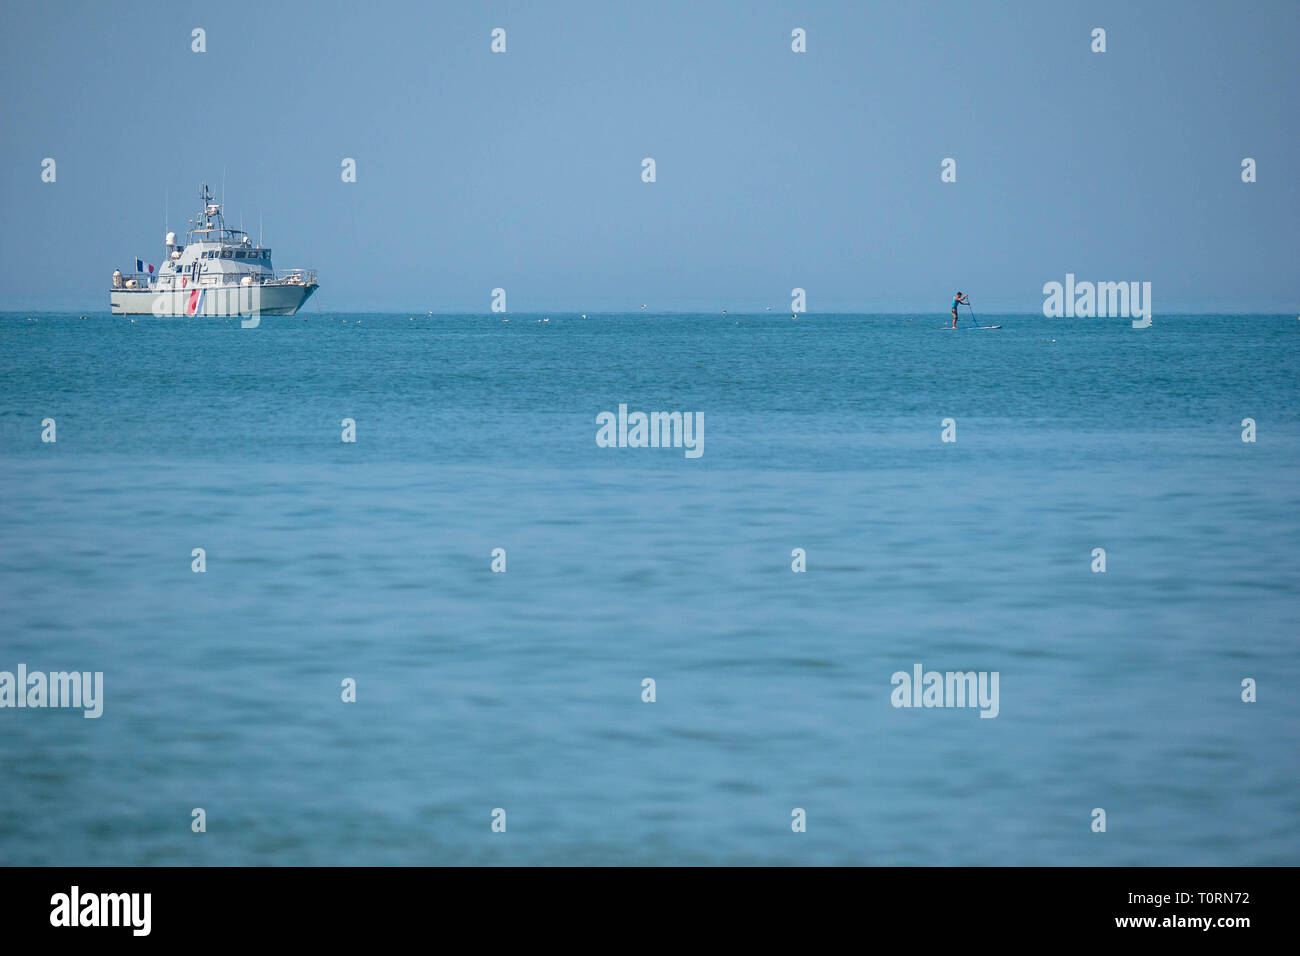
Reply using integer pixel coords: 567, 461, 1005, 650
1, 0, 1296, 312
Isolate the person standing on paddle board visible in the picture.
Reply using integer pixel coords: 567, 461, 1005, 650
951, 291, 969, 328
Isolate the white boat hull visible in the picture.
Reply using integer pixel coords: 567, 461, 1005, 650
109, 283, 317, 316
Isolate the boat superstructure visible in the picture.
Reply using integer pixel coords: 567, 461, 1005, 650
110, 184, 318, 316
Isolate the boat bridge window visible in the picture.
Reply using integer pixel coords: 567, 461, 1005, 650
220, 250, 232, 259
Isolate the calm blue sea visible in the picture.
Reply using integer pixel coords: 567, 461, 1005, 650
1, 311, 1297, 865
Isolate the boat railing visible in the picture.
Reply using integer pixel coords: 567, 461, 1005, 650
264, 269, 317, 286
198, 268, 318, 286
115, 268, 317, 289
117, 270, 155, 289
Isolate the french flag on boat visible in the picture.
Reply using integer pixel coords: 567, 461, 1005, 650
186, 288, 205, 316
135, 258, 154, 275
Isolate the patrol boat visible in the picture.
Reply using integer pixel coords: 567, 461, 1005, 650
110, 184, 318, 316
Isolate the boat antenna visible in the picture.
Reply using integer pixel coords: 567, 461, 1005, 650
259, 211, 263, 247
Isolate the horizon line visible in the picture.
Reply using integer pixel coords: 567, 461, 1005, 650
3, 308, 1297, 317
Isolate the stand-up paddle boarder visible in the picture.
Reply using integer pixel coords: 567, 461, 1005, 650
951, 291, 970, 329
